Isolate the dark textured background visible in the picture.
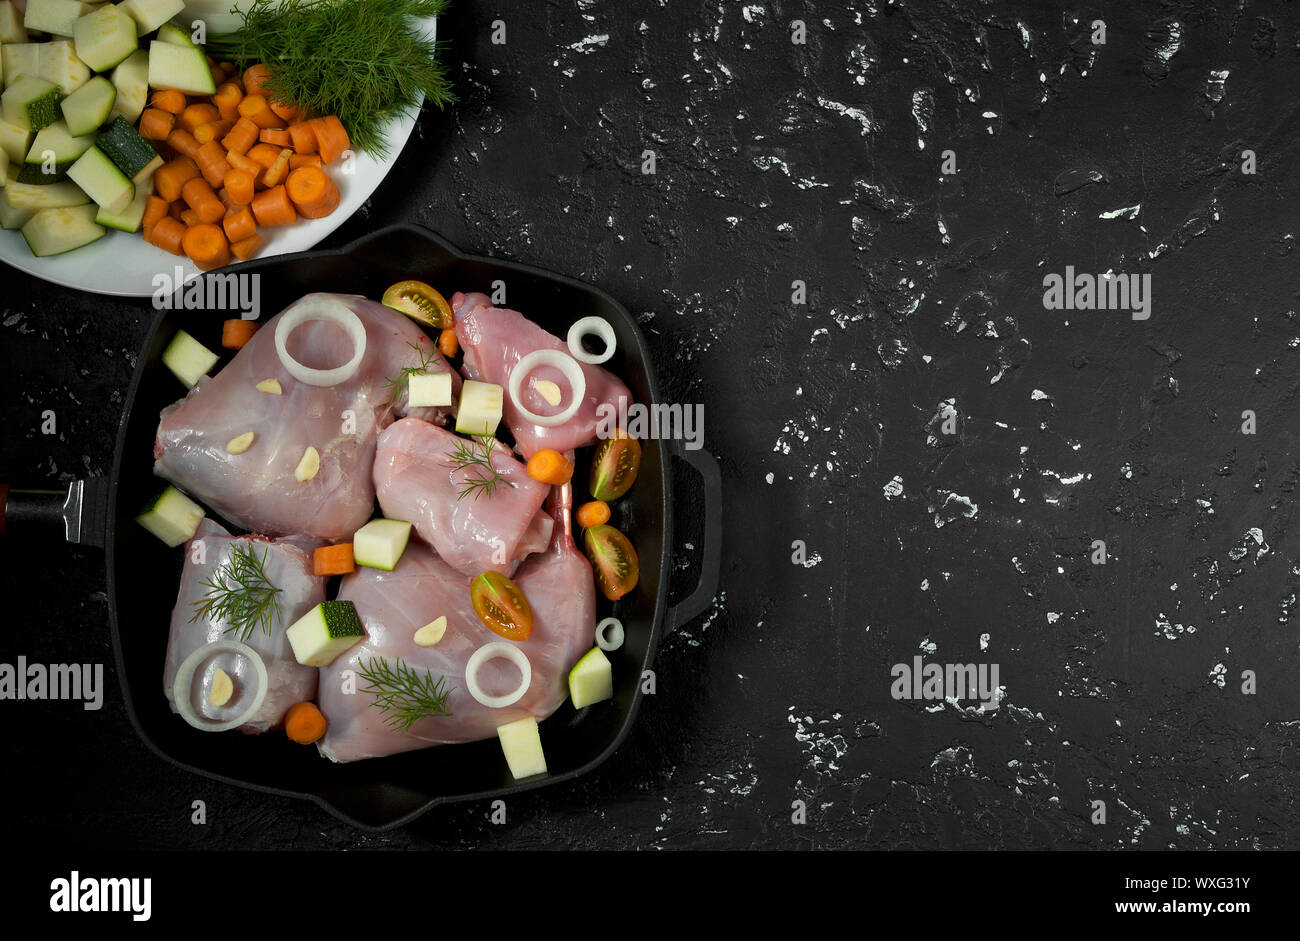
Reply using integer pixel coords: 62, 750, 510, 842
3, 0, 1300, 849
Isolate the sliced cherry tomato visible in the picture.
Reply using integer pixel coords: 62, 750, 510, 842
470, 572, 534, 641
584, 524, 639, 601
381, 279, 454, 329
589, 432, 642, 502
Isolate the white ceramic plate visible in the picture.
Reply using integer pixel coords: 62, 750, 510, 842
0, 12, 435, 297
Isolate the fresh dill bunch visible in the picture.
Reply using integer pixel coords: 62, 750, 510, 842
356, 655, 453, 732
383, 341, 442, 405
190, 544, 282, 640
445, 435, 514, 501
207, 0, 455, 158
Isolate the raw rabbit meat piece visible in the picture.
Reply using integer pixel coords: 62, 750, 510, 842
153, 293, 460, 542
373, 417, 552, 577
317, 485, 596, 763
164, 519, 324, 733
452, 291, 633, 458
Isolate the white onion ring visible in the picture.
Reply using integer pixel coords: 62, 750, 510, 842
567, 316, 616, 365
465, 642, 532, 708
172, 640, 269, 732
508, 349, 586, 427
596, 617, 625, 651
274, 297, 368, 387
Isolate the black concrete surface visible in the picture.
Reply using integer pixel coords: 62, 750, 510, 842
2, 0, 1299, 850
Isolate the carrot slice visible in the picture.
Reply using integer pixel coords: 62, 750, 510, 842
575, 500, 611, 529
237, 94, 280, 129
225, 149, 261, 176
181, 176, 225, 224
230, 233, 263, 261
151, 89, 186, 114
288, 153, 321, 170
138, 107, 175, 141
166, 128, 200, 159
284, 701, 327, 744
179, 102, 220, 132
179, 208, 200, 227
167, 199, 187, 221
312, 543, 356, 577
222, 168, 255, 206
250, 184, 297, 227
288, 121, 317, 155
194, 140, 231, 188
193, 120, 233, 145
438, 328, 459, 358
153, 157, 200, 202
141, 194, 168, 231
269, 99, 298, 122
311, 115, 350, 165
526, 449, 574, 486
242, 63, 273, 96
258, 127, 291, 147
260, 147, 292, 188
181, 223, 231, 271
285, 165, 330, 208
145, 216, 186, 255
221, 117, 259, 156
221, 318, 260, 350
222, 205, 256, 243
213, 82, 244, 122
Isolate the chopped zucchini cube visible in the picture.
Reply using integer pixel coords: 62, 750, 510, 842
455, 380, 504, 436
161, 329, 218, 388
352, 518, 412, 571
23, 0, 86, 38
286, 601, 366, 667
567, 647, 613, 709
407, 371, 453, 408
2, 76, 61, 132
135, 485, 204, 547
73, 4, 139, 72
0, 2, 26, 45
121, 0, 185, 37
2, 43, 40, 88
20, 203, 105, 256
147, 39, 215, 96
38, 40, 90, 96
65, 145, 132, 212
497, 716, 547, 779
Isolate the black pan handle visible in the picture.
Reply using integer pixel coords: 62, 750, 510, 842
666, 444, 722, 630
0, 479, 109, 548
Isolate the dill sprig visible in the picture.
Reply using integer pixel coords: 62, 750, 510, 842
190, 544, 282, 640
357, 655, 453, 732
206, 0, 455, 158
384, 341, 442, 406
445, 435, 513, 501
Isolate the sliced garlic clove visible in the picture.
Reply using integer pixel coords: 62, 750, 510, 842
226, 431, 256, 454
256, 378, 283, 394
294, 446, 321, 482
208, 668, 234, 707
414, 615, 448, 647
533, 379, 562, 406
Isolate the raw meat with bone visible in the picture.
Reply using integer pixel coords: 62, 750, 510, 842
452, 291, 633, 458
317, 481, 595, 762
164, 518, 324, 733
153, 293, 460, 542
373, 417, 552, 577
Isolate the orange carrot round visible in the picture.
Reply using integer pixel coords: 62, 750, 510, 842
526, 449, 574, 486
181, 177, 225, 224
259, 127, 291, 147
575, 500, 611, 529
181, 223, 231, 271
151, 89, 186, 114
250, 184, 297, 227
145, 216, 186, 255
153, 157, 199, 202
230, 233, 263, 261
213, 82, 244, 122
166, 128, 201, 158
312, 543, 355, 577
237, 94, 280, 129
193, 119, 233, 145
221, 318, 260, 349
242, 63, 273, 95
312, 115, 350, 165
141, 195, 168, 232
179, 102, 220, 132
269, 98, 298, 122
222, 168, 255, 206
288, 121, 317, 155
221, 117, 260, 156
222, 205, 256, 243
193, 141, 231, 188
284, 701, 327, 744
438, 328, 459, 358
285, 165, 335, 208
138, 107, 175, 140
